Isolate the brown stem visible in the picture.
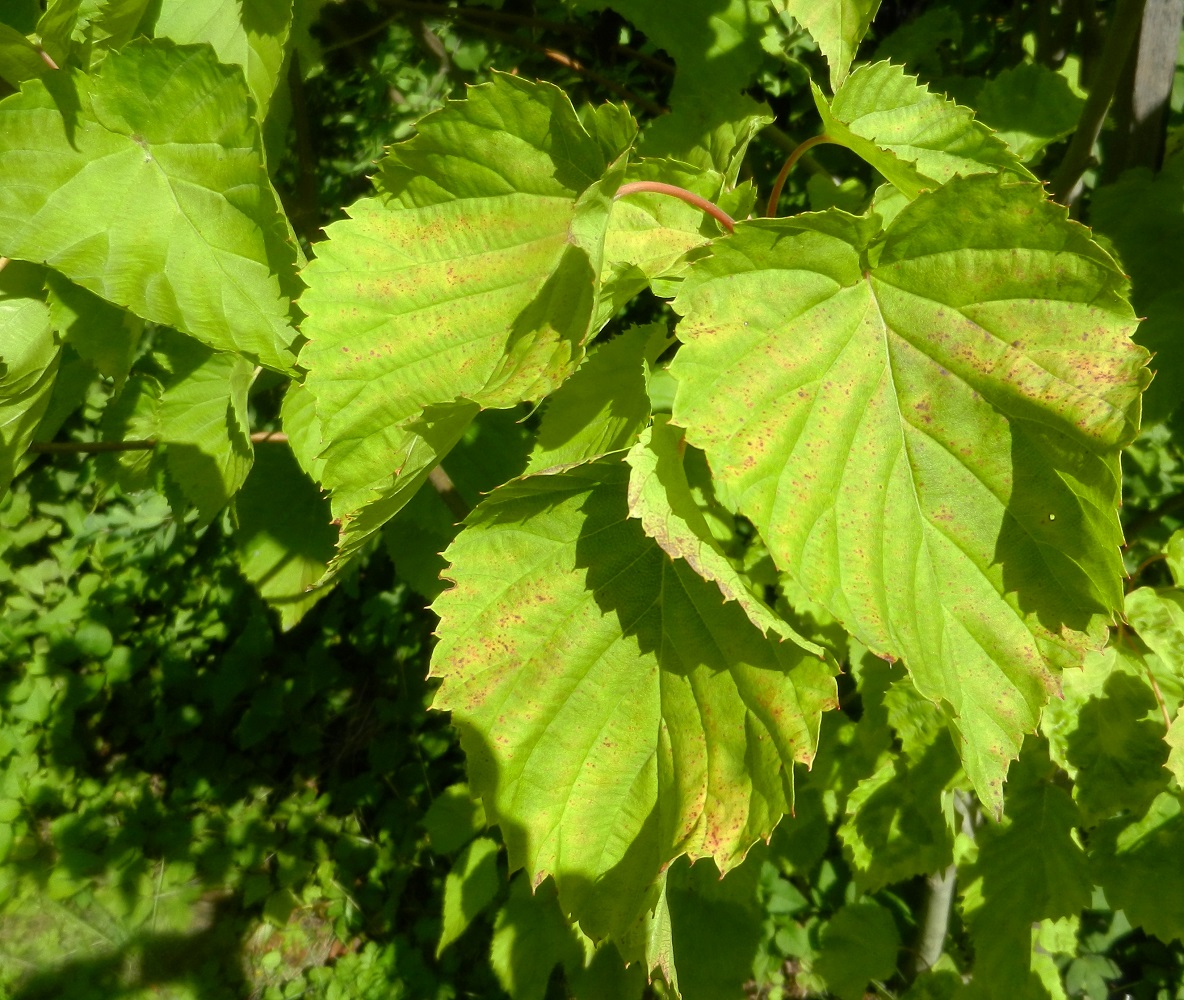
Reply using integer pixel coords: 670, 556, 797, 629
766, 134, 834, 217
614, 181, 734, 233
1049, 0, 1149, 205
1147, 662, 1173, 730
39, 49, 59, 70
27, 431, 290, 454
428, 464, 470, 521
540, 48, 667, 117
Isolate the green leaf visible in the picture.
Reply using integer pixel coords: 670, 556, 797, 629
97, 372, 160, 491
813, 900, 901, 1000
438, 835, 501, 956
1167, 707, 1184, 787
1041, 645, 1169, 826
0, 22, 50, 88
1091, 790, 1184, 943
526, 324, 665, 476
152, 0, 293, 118
838, 730, 960, 890
665, 854, 765, 1000
233, 440, 336, 630
0, 40, 299, 371
36, 0, 81, 65
975, 62, 1086, 163
45, 271, 142, 383
299, 74, 635, 562
670, 175, 1147, 812
961, 744, 1092, 995
385, 408, 532, 598
156, 332, 255, 523
431, 459, 837, 941
626, 418, 819, 650
490, 875, 584, 1000
278, 380, 325, 484
1126, 586, 1184, 683
778, 0, 881, 91
0, 263, 58, 497
423, 783, 487, 855
75, 0, 155, 51
812, 61, 1030, 199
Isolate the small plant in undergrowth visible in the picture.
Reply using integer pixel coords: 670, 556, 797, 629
2, 0, 1184, 997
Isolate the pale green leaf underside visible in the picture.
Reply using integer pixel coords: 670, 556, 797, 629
0, 40, 298, 371
431, 460, 836, 941
153, 0, 293, 118
813, 61, 1031, 199
670, 175, 1147, 811
525, 323, 664, 476
777, 0, 882, 91
626, 418, 820, 652
299, 74, 636, 554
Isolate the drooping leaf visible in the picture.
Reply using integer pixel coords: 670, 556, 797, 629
299, 74, 636, 564
0, 40, 299, 371
975, 62, 1086, 163
526, 324, 665, 476
490, 875, 584, 1000
812, 61, 1030, 199
0, 262, 58, 497
626, 418, 819, 650
152, 0, 293, 118
778, 0, 881, 91
813, 900, 901, 1000
45, 271, 142, 383
278, 380, 325, 483
233, 440, 336, 630
669, 175, 1148, 812
437, 835, 501, 956
1091, 790, 1184, 943
431, 459, 837, 943
960, 744, 1092, 996
156, 332, 255, 523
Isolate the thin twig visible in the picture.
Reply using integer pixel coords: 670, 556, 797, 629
541, 47, 666, 116
614, 181, 734, 232
766, 134, 834, 216
1146, 662, 1173, 729
1049, 0, 1149, 204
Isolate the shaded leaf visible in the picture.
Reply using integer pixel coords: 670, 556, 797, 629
490, 875, 584, 1000
156, 332, 255, 523
1091, 790, 1184, 943
423, 783, 487, 855
976, 62, 1085, 162
626, 418, 819, 650
96, 372, 161, 492
526, 324, 665, 476
813, 900, 900, 1000
46, 271, 142, 383
670, 175, 1147, 811
0, 40, 299, 371
233, 440, 336, 630
437, 835, 501, 956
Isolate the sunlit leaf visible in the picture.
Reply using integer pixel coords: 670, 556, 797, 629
670, 175, 1147, 811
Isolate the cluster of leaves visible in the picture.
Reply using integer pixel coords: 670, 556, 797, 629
4, 0, 1184, 997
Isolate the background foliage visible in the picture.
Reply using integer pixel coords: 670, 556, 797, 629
2, 1, 1184, 998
